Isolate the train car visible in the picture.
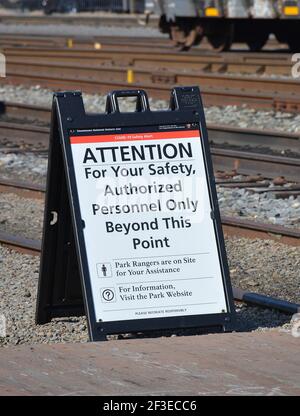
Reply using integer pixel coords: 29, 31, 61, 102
145, 0, 300, 51
0, 0, 43, 10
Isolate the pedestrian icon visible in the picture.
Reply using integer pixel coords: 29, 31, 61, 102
101, 288, 116, 303
97, 262, 112, 278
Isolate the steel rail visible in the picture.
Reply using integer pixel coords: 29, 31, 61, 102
207, 124, 300, 154
0, 178, 45, 199
0, 121, 49, 148
0, 231, 41, 255
0, 121, 299, 181
1, 101, 300, 154
2, 46, 294, 76
221, 216, 300, 247
0, 178, 299, 246
211, 148, 300, 182
0, 33, 287, 56
2, 61, 298, 112
0, 101, 51, 122
5, 58, 299, 95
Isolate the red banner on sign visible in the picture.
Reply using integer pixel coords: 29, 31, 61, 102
70, 130, 200, 144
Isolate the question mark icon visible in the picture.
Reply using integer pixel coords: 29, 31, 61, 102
102, 289, 115, 302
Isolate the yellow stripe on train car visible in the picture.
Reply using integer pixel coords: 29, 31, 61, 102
67, 38, 73, 48
205, 7, 219, 17
284, 6, 299, 15
127, 69, 134, 84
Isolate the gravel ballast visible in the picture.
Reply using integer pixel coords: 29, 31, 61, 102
0, 152, 47, 185
227, 237, 300, 304
217, 184, 300, 229
0, 22, 164, 39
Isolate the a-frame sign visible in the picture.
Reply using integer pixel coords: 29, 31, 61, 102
36, 87, 236, 341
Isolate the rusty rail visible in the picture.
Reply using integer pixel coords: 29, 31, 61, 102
1, 101, 300, 153
0, 178, 299, 246
0, 120, 299, 181
1, 47, 299, 111
3, 45, 295, 76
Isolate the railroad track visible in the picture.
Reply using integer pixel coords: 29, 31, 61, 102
5, 58, 295, 95
0, 34, 172, 53
0, 176, 299, 246
1, 101, 300, 152
0, 101, 51, 123
1, 36, 299, 112
0, 33, 287, 57
2, 43, 295, 76
2, 62, 298, 113
0, 179, 299, 315
0, 118, 299, 182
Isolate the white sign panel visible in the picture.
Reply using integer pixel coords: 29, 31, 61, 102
70, 127, 228, 322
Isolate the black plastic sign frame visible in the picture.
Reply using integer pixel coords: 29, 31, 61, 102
36, 87, 236, 341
